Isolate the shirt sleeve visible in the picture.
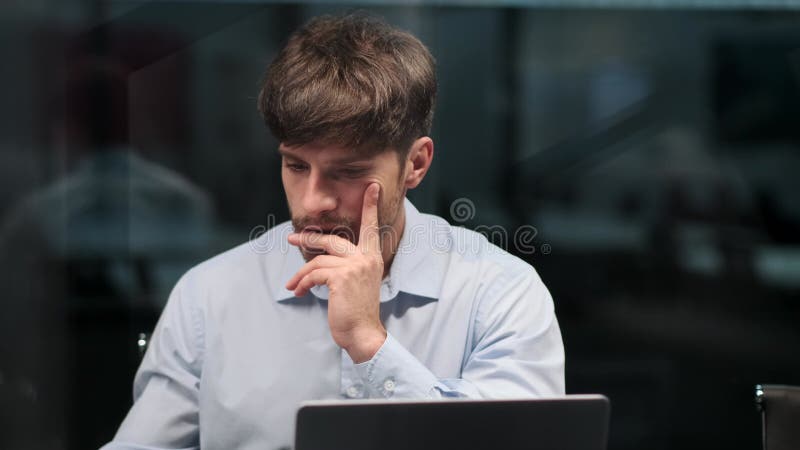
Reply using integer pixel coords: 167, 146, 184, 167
101, 273, 204, 450
354, 267, 565, 399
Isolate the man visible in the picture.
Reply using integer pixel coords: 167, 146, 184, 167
102, 13, 564, 450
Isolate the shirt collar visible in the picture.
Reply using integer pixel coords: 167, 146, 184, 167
273, 197, 442, 303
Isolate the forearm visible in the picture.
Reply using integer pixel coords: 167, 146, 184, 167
353, 329, 564, 400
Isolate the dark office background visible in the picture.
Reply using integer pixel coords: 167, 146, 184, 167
1, 1, 799, 449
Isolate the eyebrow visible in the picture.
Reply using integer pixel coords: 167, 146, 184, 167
277, 147, 300, 159
278, 147, 374, 166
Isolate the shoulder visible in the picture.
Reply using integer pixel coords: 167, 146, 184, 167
421, 213, 537, 285
408, 209, 547, 302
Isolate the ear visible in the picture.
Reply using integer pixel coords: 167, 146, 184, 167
403, 137, 434, 190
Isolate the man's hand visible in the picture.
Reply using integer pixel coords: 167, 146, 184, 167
285, 183, 387, 363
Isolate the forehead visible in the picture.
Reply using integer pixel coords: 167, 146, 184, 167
278, 143, 393, 165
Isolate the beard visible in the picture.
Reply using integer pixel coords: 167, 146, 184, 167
290, 184, 405, 262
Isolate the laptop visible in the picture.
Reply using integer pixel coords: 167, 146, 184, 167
295, 395, 610, 450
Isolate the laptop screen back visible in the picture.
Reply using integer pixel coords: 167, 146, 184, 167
295, 395, 610, 450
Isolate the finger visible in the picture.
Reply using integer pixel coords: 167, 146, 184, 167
293, 268, 334, 297
358, 182, 381, 255
288, 231, 357, 258
285, 255, 345, 291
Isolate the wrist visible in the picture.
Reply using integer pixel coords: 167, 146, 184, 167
345, 326, 387, 364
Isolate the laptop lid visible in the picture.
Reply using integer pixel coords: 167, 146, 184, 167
295, 395, 610, 450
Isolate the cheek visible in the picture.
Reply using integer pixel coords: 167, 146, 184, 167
363, 176, 392, 197
325, 182, 363, 216
281, 172, 298, 199
282, 173, 308, 215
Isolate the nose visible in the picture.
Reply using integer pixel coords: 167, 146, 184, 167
301, 171, 337, 217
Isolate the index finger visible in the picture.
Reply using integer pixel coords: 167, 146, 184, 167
358, 182, 381, 255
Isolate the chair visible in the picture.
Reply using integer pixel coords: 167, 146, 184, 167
755, 384, 800, 450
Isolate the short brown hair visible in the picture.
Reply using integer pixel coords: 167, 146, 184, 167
258, 13, 436, 156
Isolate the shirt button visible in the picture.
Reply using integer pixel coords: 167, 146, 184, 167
346, 384, 363, 398
383, 378, 396, 392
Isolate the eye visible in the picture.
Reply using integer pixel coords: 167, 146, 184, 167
285, 162, 308, 173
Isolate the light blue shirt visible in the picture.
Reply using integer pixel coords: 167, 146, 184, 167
102, 198, 565, 450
